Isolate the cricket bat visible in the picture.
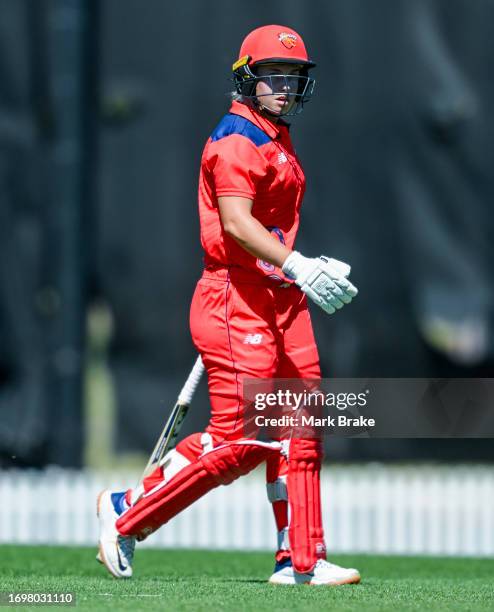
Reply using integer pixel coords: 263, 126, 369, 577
139, 355, 205, 483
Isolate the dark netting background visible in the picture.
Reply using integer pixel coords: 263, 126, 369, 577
0, 0, 493, 467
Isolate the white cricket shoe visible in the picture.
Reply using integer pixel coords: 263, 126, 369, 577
269, 558, 360, 586
97, 489, 135, 579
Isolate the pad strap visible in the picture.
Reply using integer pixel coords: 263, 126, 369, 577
266, 476, 288, 502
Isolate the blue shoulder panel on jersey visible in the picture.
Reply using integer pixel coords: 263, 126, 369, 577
210, 114, 271, 147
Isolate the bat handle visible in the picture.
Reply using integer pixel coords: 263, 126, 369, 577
177, 355, 205, 404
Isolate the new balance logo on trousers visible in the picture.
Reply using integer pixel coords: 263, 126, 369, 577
243, 333, 263, 345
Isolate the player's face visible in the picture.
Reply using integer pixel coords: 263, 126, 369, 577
255, 63, 304, 116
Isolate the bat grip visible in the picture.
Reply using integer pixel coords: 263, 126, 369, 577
177, 355, 205, 404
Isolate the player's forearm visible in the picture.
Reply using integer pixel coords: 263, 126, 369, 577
222, 214, 291, 268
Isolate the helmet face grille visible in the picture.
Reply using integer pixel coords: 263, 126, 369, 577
232, 68, 316, 116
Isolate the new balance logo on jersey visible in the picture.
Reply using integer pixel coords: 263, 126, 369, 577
243, 333, 263, 345
277, 152, 288, 164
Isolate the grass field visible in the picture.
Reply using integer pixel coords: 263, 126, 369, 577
1, 546, 493, 611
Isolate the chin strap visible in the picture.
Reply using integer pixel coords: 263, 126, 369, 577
244, 96, 283, 119
256, 100, 288, 119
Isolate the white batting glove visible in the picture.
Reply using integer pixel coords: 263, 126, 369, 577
282, 251, 358, 315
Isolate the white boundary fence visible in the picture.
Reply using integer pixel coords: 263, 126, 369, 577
1, 464, 493, 556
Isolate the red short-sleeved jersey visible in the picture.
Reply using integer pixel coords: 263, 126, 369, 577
198, 100, 306, 282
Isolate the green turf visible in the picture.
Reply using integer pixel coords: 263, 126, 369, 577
1, 546, 493, 611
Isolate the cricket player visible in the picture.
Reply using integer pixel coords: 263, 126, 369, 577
98, 24, 360, 586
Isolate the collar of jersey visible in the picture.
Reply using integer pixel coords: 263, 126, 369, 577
229, 100, 289, 141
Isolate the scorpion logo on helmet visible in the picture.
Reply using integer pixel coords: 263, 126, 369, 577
278, 32, 297, 49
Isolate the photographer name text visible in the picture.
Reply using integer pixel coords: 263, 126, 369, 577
253, 414, 375, 428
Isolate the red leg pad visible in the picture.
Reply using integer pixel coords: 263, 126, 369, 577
287, 438, 326, 573
116, 441, 280, 539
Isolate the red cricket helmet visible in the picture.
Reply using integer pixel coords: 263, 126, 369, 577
232, 25, 316, 116
237, 24, 316, 68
